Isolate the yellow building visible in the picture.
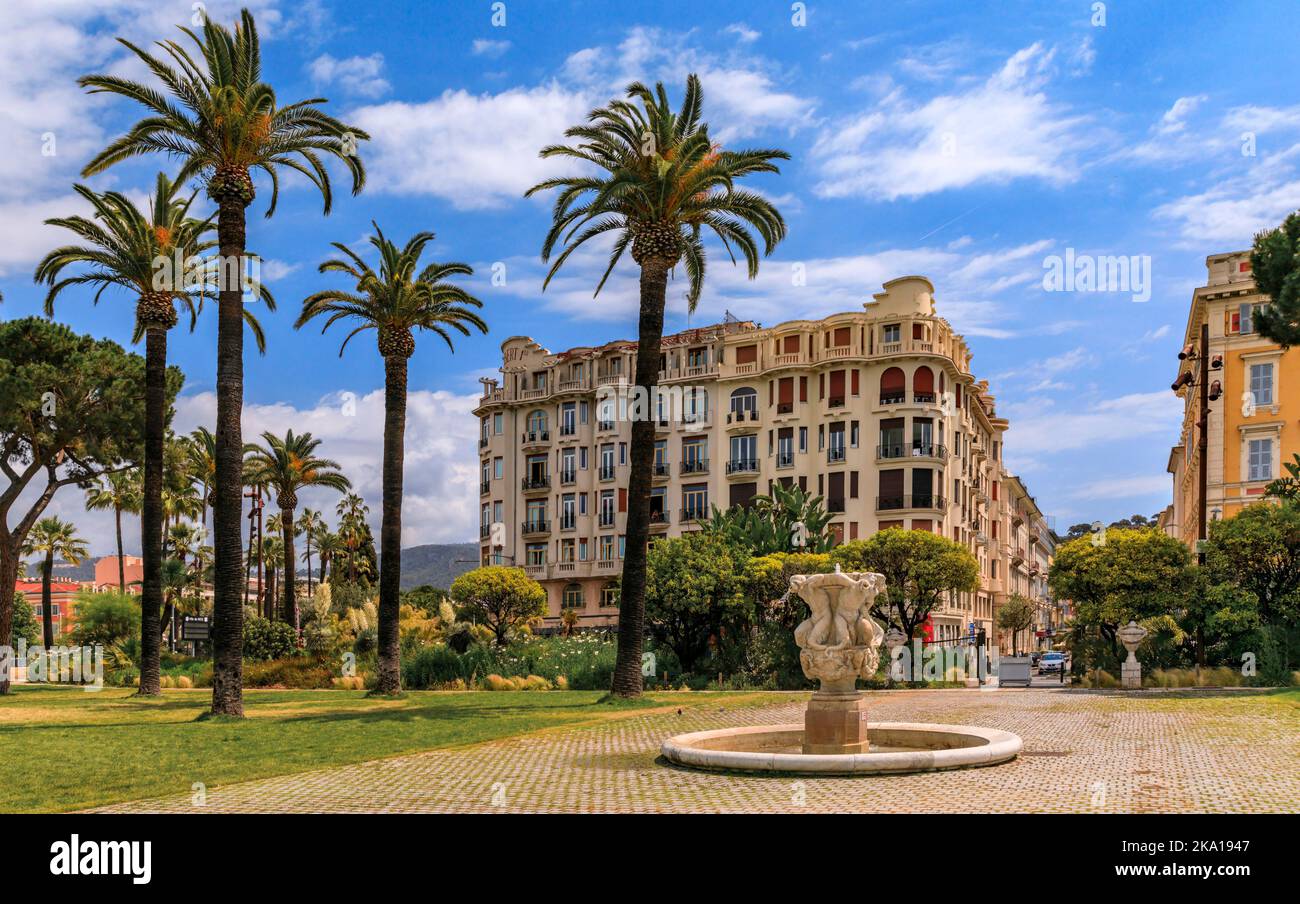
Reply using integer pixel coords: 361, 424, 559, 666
1165, 250, 1299, 547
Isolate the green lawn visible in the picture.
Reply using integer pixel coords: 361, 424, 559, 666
0, 686, 790, 812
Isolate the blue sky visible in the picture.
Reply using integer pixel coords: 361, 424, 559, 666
3, 0, 1300, 554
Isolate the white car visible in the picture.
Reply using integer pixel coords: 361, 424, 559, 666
1038, 652, 1068, 673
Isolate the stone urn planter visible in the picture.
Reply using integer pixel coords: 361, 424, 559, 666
1117, 620, 1148, 689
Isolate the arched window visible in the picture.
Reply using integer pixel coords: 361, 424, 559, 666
880, 367, 906, 405
562, 583, 584, 610
913, 366, 935, 402
527, 409, 548, 434
730, 387, 757, 417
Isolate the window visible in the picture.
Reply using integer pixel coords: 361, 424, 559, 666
880, 367, 906, 405
601, 582, 620, 608
799, 426, 807, 453
526, 409, 548, 435
493, 412, 503, 434
729, 434, 757, 471
1248, 438, 1273, 481
882, 324, 901, 344
562, 583, 584, 610
560, 402, 577, 435
1250, 362, 1275, 406
526, 543, 547, 566
599, 535, 615, 561
682, 484, 708, 520
493, 457, 504, 479
731, 386, 758, 417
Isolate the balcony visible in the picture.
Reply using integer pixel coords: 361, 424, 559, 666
827, 446, 846, 464
559, 469, 576, 485
598, 464, 616, 481
649, 509, 670, 528
521, 519, 551, 536
558, 514, 576, 531
776, 401, 794, 414
595, 372, 627, 387
596, 419, 616, 432
679, 507, 708, 524
524, 564, 548, 580
558, 423, 577, 437
680, 458, 709, 476
594, 558, 619, 572
479, 523, 491, 539
827, 397, 845, 408
479, 480, 490, 495
555, 377, 589, 394
827, 497, 845, 514
726, 458, 759, 475
521, 430, 550, 447
519, 386, 549, 401
776, 451, 795, 468
876, 494, 947, 512
876, 443, 947, 461
554, 560, 590, 578
773, 352, 804, 367
652, 462, 671, 479
913, 392, 936, 404
822, 345, 855, 360
478, 437, 489, 449
879, 391, 906, 406
521, 476, 550, 493
598, 511, 616, 528
726, 408, 759, 425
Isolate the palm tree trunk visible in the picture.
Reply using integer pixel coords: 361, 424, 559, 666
610, 263, 669, 697
281, 505, 297, 633
210, 198, 247, 717
41, 550, 54, 649
137, 325, 167, 697
114, 504, 125, 592
376, 354, 408, 694
305, 536, 313, 599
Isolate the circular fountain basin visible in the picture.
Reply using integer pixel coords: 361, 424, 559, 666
661, 722, 1021, 775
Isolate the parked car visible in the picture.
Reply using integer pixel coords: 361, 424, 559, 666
1038, 652, 1067, 673
1030, 651, 1044, 667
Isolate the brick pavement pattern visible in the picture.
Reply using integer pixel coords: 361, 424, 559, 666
94, 688, 1299, 814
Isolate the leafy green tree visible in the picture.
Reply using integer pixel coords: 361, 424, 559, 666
245, 430, 350, 633
80, 8, 368, 717
21, 517, 89, 648
1265, 453, 1300, 502
831, 529, 979, 640
1049, 528, 1194, 670
527, 75, 788, 697
705, 483, 834, 554
1249, 210, 1300, 347
298, 224, 487, 694
10, 592, 38, 648
84, 468, 142, 593
645, 531, 749, 673
742, 551, 834, 630
0, 318, 161, 693
449, 566, 546, 647
995, 594, 1036, 656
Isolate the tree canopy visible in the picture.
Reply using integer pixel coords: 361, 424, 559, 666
1250, 210, 1300, 348
644, 531, 749, 672
449, 566, 546, 646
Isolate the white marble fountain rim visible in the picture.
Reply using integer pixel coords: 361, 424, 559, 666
660, 722, 1023, 774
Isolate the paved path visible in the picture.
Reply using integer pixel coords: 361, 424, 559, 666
94, 688, 1299, 814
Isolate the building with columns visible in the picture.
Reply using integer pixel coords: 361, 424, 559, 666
474, 276, 1057, 640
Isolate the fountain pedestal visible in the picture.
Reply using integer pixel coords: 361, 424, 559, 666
791, 571, 886, 755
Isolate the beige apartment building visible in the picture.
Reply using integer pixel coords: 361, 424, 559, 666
474, 276, 1057, 643
1161, 250, 1299, 549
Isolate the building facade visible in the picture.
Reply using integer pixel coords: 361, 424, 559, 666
1164, 251, 1299, 548
94, 555, 144, 591
474, 276, 1054, 642
13, 580, 83, 638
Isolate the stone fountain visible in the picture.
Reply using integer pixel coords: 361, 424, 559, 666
660, 568, 1023, 775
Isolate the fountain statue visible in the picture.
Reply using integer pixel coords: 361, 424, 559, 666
659, 569, 1023, 775
791, 567, 886, 753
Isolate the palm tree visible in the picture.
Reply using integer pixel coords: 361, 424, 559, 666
186, 427, 218, 527
296, 508, 323, 598
259, 533, 284, 620
21, 518, 89, 649
163, 522, 203, 646
36, 174, 214, 697
298, 225, 487, 693
84, 468, 142, 592
245, 431, 350, 633
314, 529, 342, 584
525, 75, 788, 695
335, 494, 369, 583
79, 8, 368, 717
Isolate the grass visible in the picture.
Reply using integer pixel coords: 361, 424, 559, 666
0, 685, 787, 813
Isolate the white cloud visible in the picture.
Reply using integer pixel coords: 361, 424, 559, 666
1153, 144, 1300, 246
173, 388, 481, 547
472, 39, 511, 58
308, 53, 391, 98
1002, 390, 1181, 457
811, 43, 1095, 201
1066, 474, 1172, 500
350, 84, 591, 209
723, 23, 760, 43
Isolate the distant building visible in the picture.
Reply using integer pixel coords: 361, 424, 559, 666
13, 580, 83, 638
94, 555, 143, 591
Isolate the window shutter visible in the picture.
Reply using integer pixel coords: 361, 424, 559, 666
778, 377, 794, 405
736, 344, 757, 364
829, 370, 845, 400
851, 369, 860, 395
800, 376, 808, 402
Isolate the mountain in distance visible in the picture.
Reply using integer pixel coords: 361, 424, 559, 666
396, 542, 478, 590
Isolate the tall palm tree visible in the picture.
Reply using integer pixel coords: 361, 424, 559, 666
84, 468, 142, 592
245, 431, 350, 633
298, 225, 487, 694
525, 75, 788, 695
36, 174, 214, 697
186, 426, 217, 527
21, 518, 89, 649
163, 522, 203, 645
79, 8, 368, 717
296, 508, 323, 598
258, 533, 284, 621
